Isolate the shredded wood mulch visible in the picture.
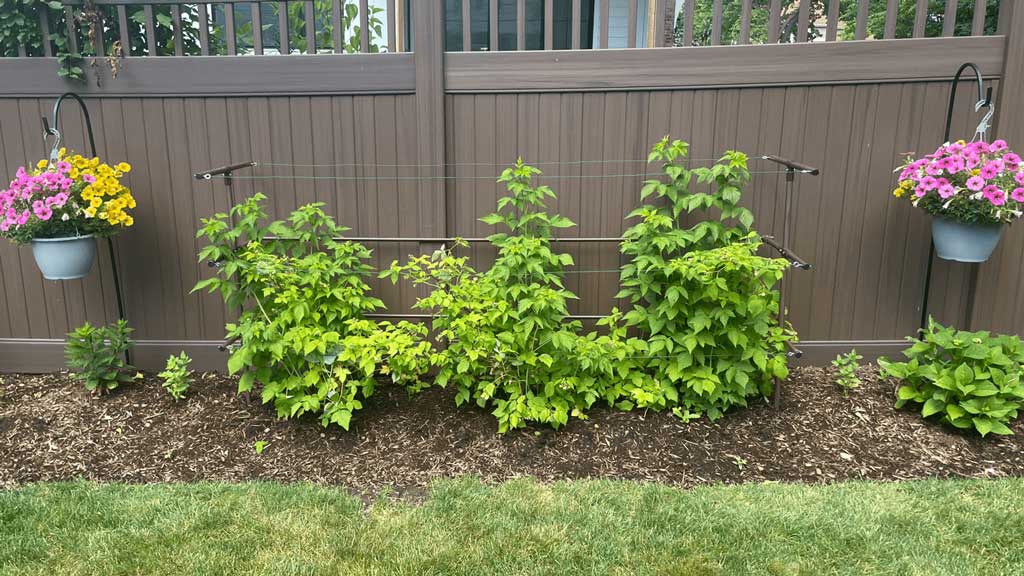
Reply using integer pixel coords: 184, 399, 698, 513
1, 366, 1022, 500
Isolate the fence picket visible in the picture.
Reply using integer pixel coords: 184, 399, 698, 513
627, 0, 637, 48
826, 0, 839, 41
884, 0, 898, 38
711, 0, 723, 45
517, 0, 525, 50
143, 4, 156, 55
600, 0, 609, 48
306, 0, 316, 53
387, 0, 396, 52
39, 10, 53, 56
198, 3, 210, 55
856, 0, 868, 39
683, 0, 694, 46
768, 0, 781, 43
545, 0, 554, 50
115, 5, 128, 55
972, 0, 986, 36
490, 0, 499, 50
913, 0, 928, 37
172, 4, 183, 56
225, 3, 237, 55
360, 0, 370, 52
252, 2, 264, 54
797, 0, 810, 42
739, 0, 752, 44
333, 0, 343, 52
943, 0, 958, 36
572, 0, 581, 49
279, 1, 289, 54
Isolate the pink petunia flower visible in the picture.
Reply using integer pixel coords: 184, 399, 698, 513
984, 185, 1007, 206
980, 162, 1001, 179
915, 186, 928, 198
992, 139, 1009, 152
925, 162, 944, 176
966, 176, 986, 191
938, 183, 957, 199
1016, 171, 1024, 185
921, 176, 939, 190
1012, 187, 1024, 203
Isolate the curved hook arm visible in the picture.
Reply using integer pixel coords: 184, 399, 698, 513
40, 92, 98, 162
943, 62, 994, 143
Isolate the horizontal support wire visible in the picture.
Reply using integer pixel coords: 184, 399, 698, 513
208, 170, 796, 181
254, 157, 788, 168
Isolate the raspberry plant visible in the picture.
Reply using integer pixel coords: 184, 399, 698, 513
386, 161, 646, 432
617, 137, 795, 421
195, 194, 431, 430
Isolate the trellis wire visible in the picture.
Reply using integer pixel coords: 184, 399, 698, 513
209, 169, 794, 181
255, 156, 787, 168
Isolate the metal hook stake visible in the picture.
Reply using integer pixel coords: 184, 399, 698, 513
920, 63, 994, 333
43, 92, 130, 365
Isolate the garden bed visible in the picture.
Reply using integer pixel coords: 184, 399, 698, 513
1, 366, 1022, 498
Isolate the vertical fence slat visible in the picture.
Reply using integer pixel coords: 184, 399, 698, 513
463, 0, 472, 50
682, 0, 694, 45
92, 8, 105, 56
17, 44, 26, 57
225, 3, 237, 55
489, 0, 498, 50
943, 0, 958, 36
252, 2, 264, 54
305, 0, 316, 53
65, 6, 79, 53
913, 0, 928, 37
279, 1, 289, 54
360, 0, 370, 52
797, 0, 810, 42
197, 3, 210, 55
387, 0, 396, 51
768, 0, 781, 43
653, 0, 666, 46
172, 4, 183, 56
738, 0, 752, 44
626, 0, 637, 47
116, 5, 129, 56
544, 0, 553, 49
599, 0, 609, 48
855, 0, 868, 39
143, 5, 157, 55
826, 0, 839, 41
332, 0, 343, 52
571, 0, 580, 48
517, 0, 525, 50
997, 0, 1011, 34
39, 10, 53, 56
711, 0, 723, 45
972, 0, 986, 36
884, 0, 898, 39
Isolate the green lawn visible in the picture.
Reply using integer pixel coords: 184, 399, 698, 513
1, 478, 1022, 576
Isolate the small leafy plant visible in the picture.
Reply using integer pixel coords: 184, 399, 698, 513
195, 194, 432, 430
832, 349, 863, 396
65, 319, 136, 393
879, 319, 1024, 437
158, 352, 193, 401
253, 440, 269, 455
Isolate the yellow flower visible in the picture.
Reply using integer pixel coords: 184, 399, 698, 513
84, 206, 97, 218
58, 147, 66, 158
893, 188, 905, 198
123, 216, 134, 227
972, 169, 981, 176
36, 159, 48, 169
89, 197, 102, 209
115, 162, 131, 173
69, 168, 80, 179
89, 157, 100, 168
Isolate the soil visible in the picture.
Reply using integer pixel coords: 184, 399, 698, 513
1, 366, 1022, 501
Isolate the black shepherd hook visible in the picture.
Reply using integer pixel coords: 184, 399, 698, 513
919, 63, 993, 332
41, 92, 130, 364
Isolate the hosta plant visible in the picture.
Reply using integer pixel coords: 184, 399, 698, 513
65, 319, 136, 393
385, 161, 648, 432
618, 137, 795, 421
194, 194, 431, 430
879, 319, 1024, 437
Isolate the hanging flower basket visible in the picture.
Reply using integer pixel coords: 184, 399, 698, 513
31, 234, 97, 280
0, 150, 136, 280
894, 139, 1024, 263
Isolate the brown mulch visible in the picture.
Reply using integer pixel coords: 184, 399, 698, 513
1, 366, 1022, 499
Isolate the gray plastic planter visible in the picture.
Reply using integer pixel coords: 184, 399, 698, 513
30, 235, 97, 280
931, 217, 1003, 263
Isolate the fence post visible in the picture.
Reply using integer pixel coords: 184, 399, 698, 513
969, 2, 1024, 332
413, 0, 446, 238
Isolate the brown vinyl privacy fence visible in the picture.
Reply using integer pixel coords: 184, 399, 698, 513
0, 0, 1022, 372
